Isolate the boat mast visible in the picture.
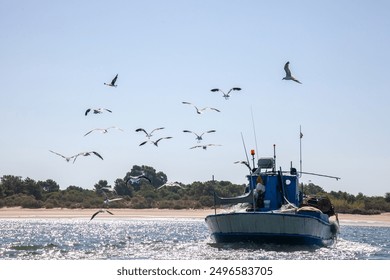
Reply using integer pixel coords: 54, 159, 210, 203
251, 106, 259, 162
298, 126, 340, 181
299, 125, 303, 178
273, 144, 276, 173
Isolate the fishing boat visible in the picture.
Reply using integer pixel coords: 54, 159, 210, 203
205, 148, 340, 247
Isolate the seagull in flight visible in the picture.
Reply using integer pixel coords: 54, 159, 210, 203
73, 151, 104, 163
182, 102, 220, 114
210, 87, 241, 100
139, 137, 173, 147
103, 197, 123, 205
126, 175, 152, 185
190, 144, 222, 150
101, 186, 117, 195
49, 150, 78, 162
84, 126, 124, 136
85, 108, 112, 116
104, 74, 118, 87
183, 130, 216, 143
89, 209, 114, 221
99, 188, 123, 205
234, 160, 252, 172
282, 61, 302, 84
135, 127, 165, 139
157, 182, 186, 190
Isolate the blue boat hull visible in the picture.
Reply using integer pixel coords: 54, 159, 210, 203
205, 211, 337, 247
211, 232, 332, 246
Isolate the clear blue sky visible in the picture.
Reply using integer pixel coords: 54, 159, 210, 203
1, 0, 389, 196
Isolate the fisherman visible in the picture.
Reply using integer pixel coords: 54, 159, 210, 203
254, 176, 266, 208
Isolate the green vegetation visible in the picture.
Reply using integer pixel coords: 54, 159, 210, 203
1, 165, 389, 214
301, 182, 390, 214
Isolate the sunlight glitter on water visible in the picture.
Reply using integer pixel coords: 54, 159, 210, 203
0, 218, 388, 260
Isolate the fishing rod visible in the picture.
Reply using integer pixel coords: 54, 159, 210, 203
241, 132, 256, 211
240, 132, 251, 171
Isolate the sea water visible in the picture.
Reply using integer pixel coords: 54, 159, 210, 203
0, 218, 389, 260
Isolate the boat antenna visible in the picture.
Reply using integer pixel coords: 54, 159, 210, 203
251, 106, 259, 162
299, 125, 303, 178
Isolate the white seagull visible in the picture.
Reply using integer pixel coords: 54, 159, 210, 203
104, 74, 118, 87
182, 101, 220, 114
234, 160, 252, 172
85, 108, 112, 116
190, 144, 222, 150
84, 126, 124, 136
183, 130, 216, 143
100, 189, 122, 204
210, 87, 241, 100
101, 185, 117, 194
135, 127, 165, 139
139, 137, 173, 147
49, 150, 78, 162
157, 182, 186, 190
89, 209, 114, 221
103, 197, 123, 205
73, 151, 104, 163
282, 61, 302, 84
126, 175, 152, 185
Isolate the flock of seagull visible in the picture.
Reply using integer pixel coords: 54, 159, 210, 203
49, 74, 122, 165
50, 62, 301, 220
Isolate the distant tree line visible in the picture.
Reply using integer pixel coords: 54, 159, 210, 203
0, 165, 244, 210
301, 182, 390, 214
1, 165, 389, 214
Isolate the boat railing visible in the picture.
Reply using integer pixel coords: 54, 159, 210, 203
212, 189, 255, 214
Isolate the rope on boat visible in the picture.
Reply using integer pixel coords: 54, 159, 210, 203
277, 167, 298, 209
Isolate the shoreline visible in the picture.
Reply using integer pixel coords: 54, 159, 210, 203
0, 207, 215, 219
1, 207, 390, 227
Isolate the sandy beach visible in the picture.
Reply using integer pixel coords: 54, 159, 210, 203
0, 207, 390, 226
0, 207, 215, 219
